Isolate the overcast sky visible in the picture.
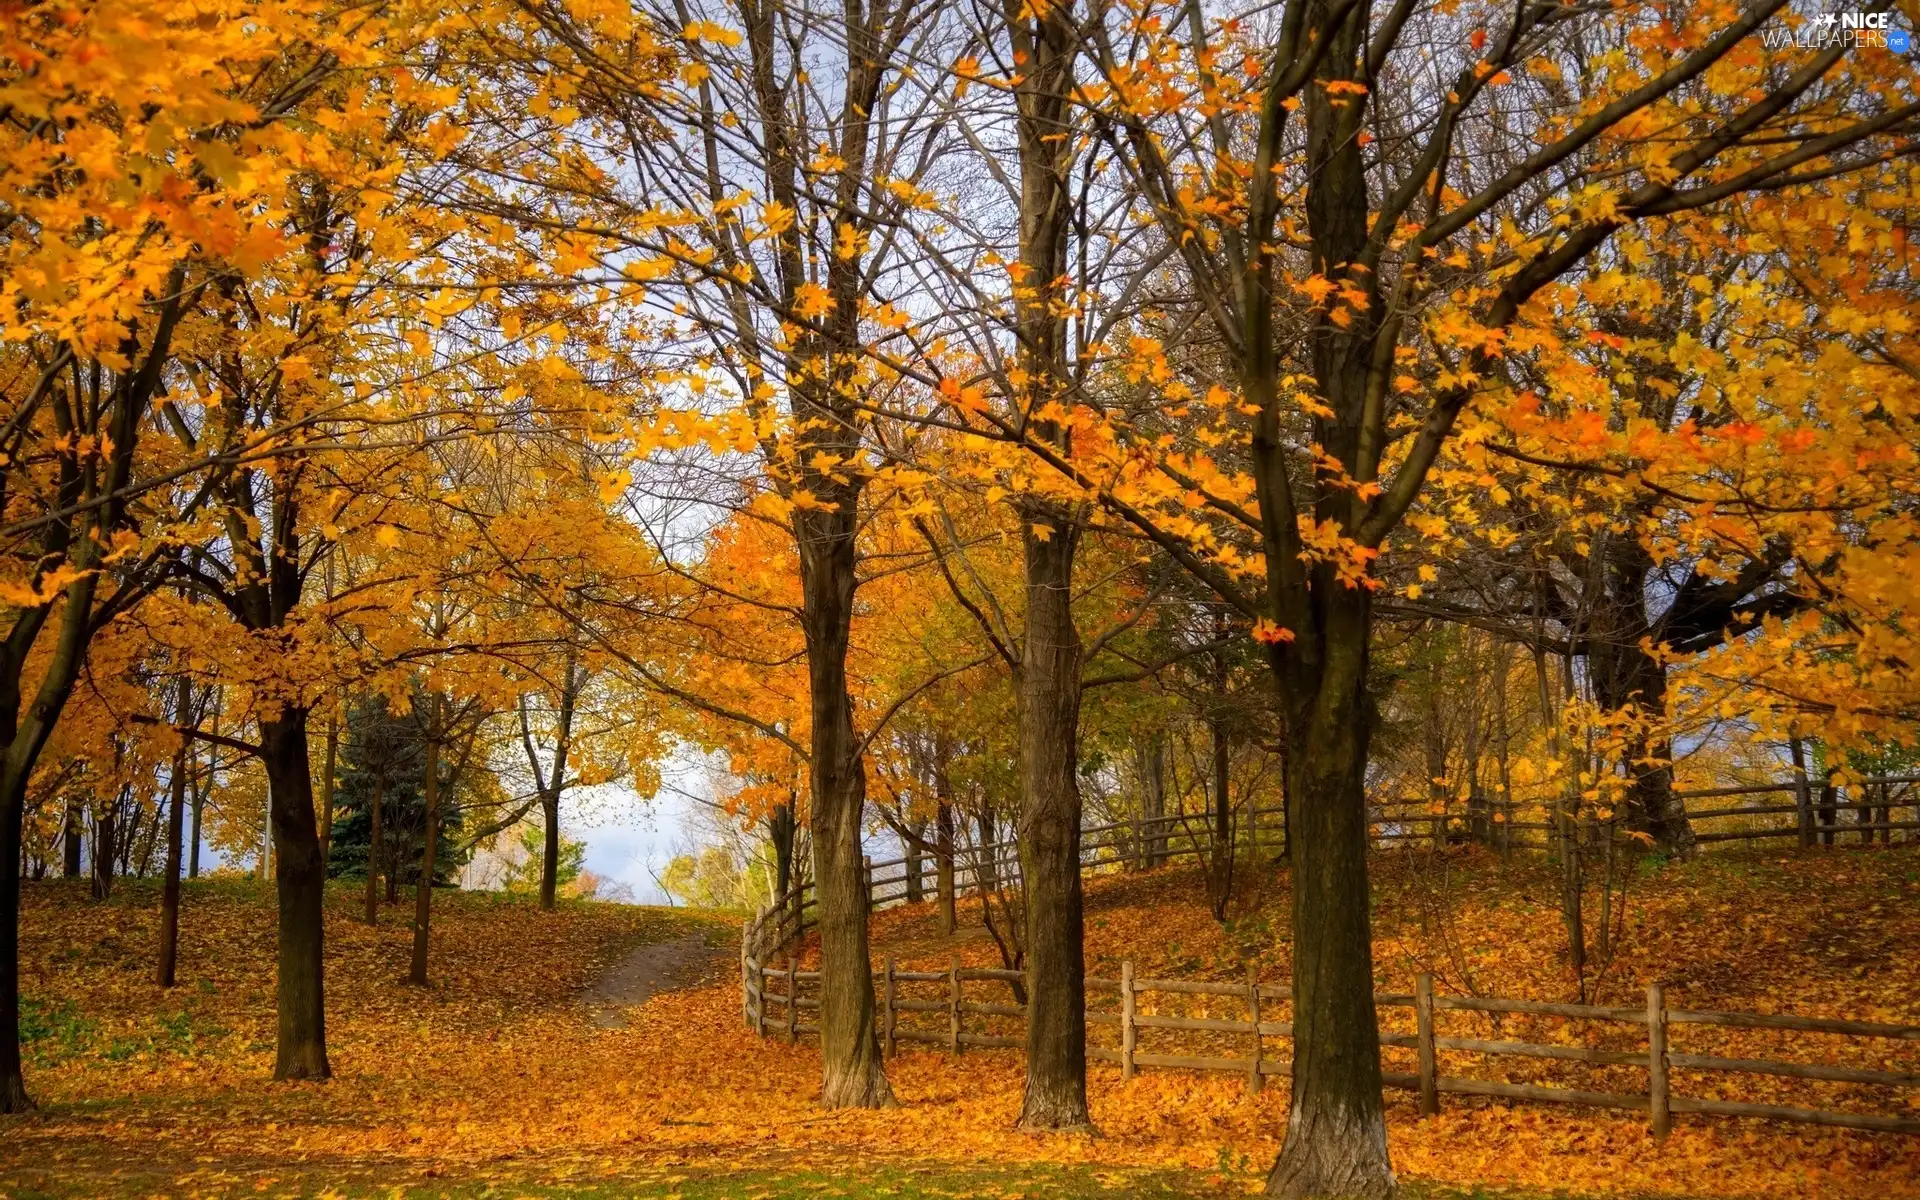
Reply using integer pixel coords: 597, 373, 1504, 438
568, 774, 704, 904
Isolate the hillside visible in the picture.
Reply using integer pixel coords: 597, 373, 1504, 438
842, 845, 1920, 1199
4, 850, 1917, 1199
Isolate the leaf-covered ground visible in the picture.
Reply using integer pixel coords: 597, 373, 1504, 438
2, 849, 1917, 1199
841, 845, 1920, 1199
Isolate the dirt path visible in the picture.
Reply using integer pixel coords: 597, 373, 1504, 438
582, 931, 729, 1028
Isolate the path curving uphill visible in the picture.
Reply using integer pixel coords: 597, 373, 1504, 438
583, 930, 728, 1028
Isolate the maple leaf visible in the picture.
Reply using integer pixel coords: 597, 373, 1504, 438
792, 283, 835, 320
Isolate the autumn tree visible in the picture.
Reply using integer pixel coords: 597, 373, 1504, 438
980, 0, 1099, 1131
519, 643, 583, 910
433, 0, 969, 1107
966, 4, 1920, 1194
0, 0, 409, 1110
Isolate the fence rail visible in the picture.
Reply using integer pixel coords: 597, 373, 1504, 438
741, 774, 1920, 967
740, 954, 1920, 1137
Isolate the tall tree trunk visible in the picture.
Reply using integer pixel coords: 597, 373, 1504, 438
1537, 649, 1588, 997
1209, 706, 1233, 921
1424, 688, 1449, 849
737, 0, 894, 1106
1264, 614, 1392, 1198
1263, 6, 1394, 1191
0, 269, 184, 1112
934, 738, 957, 935
0, 577, 100, 1113
535, 650, 577, 913
539, 792, 560, 911
62, 799, 81, 878
1137, 736, 1167, 868
0, 763, 27, 1112
903, 816, 925, 904
318, 716, 338, 874
0, 758, 28, 1112
260, 709, 329, 1081
90, 804, 115, 901
768, 797, 797, 935
1000, 0, 1089, 1132
1016, 511, 1089, 1131
1585, 537, 1694, 857
364, 774, 385, 925
935, 798, 956, 935
410, 699, 442, 987
976, 805, 999, 894
799, 502, 892, 1108
1494, 651, 1515, 859
156, 686, 191, 987
1208, 624, 1235, 921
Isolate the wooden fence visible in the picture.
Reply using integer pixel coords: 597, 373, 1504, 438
1368, 773, 1920, 853
741, 774, 1920, 967
740, 954, 1920, 1137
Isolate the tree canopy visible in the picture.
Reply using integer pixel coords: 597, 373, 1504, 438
2, 2, 1917, 1196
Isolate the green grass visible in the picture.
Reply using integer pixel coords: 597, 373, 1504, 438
16, 989, 231, 1069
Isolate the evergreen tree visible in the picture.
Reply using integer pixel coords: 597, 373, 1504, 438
327, 690, 470, 887
500, 822, 585, 896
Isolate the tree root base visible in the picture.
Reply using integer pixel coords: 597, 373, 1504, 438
1265, 1104, 1397, 1200
820, 1066, 897, 1110
0, 1076, 34, 1115
1015, 1117, 1097, 1136
272, 1054, 333, 1084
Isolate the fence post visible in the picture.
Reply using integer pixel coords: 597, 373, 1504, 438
863, 854, 873, 910
755, 957, 768, 1038
949, 955, 963, 1055
785, 958, 798, 1045
1821, 774, 1839, 846
1247, 963, 1263, 1095
1415, 972, 1438, 1117
1795, 770, 1814, 849
741, 916, 752, 1027
883, 955, 897, 1059
1648, 982, 1670, 1138
1121, 960, 1136, 1081
755, 958, 768, 1037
